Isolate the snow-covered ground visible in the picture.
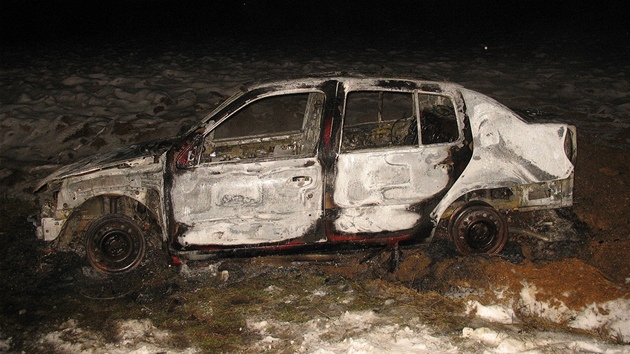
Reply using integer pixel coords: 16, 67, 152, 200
1, 31, 630, 352
247, 310, 629, 353
27, 285, 630, 353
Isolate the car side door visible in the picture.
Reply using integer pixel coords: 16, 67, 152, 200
332, 88, 467, 235
170, 91, 326, 247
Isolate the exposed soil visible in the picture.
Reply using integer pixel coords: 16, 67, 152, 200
573, 135, 630, 284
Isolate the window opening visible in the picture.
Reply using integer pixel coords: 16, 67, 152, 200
418, 94, 459, 144
201, 92, 323, 162
341, 91, 416, 152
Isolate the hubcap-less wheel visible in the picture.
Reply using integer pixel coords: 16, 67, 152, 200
448, 201, 508, 255
85, 214, 146, 274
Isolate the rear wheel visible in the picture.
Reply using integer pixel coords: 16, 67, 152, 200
85, 214, 146, 274
448, 201, 508, 255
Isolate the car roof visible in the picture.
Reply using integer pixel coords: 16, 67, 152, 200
193, 76, 465, 135
240, 75, 461, 93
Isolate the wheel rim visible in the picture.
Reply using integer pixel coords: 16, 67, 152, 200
100, 230, 134, 261
463, 216, 498, 251
449, 202, 508, 255
86, 215, 146, 274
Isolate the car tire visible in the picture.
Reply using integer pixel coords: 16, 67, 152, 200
85, 213, 146, 274
448, 201, 508, 255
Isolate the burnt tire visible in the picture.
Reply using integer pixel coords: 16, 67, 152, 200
448, 201, 508, 255
85, 214, 146, 274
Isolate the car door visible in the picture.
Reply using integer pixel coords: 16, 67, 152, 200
332, 88, 464, 235
171, 91, 325, 246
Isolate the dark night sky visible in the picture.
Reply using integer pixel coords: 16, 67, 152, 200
1, 1, 629, 51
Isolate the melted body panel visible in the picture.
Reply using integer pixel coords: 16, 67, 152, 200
333, 148, 452, 233
433, 89, 575, 220
171, 157, 323, 246
35, 140, 173, 191
36, 156, 165, 242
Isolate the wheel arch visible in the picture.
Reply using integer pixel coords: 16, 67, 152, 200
431, 188, 512, 255
54, 190, 165, 253
436, 186, 517, 222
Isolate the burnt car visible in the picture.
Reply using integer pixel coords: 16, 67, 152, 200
34, 77, 576, 274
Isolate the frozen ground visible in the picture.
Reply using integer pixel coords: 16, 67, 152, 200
5, 253, 629, 354
1, 30, 630, 353
27, 310, 630, 353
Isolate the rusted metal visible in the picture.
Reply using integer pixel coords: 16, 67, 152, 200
448, 201, 509, 255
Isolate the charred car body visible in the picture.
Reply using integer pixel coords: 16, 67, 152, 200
34, 77, 576, 274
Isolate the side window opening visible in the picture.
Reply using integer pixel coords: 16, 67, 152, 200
418, 94, 459, 145
202, 92, 324, 163
341, 91, 417, 152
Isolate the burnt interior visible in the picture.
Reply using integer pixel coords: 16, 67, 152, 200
341, 91, 459, 152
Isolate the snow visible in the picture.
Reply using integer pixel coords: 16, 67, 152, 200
33, 305, 630, 354
32, 280, 629, 352
247, 310, 458, 353
244, 309, 630, 354
570, 299, 630, 340
466, 300, 516, 324
37, 319, 198, 354
518, 282, 630, 342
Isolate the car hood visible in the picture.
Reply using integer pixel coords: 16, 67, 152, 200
35, 139, 175, 191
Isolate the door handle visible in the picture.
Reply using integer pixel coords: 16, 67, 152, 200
291, 176, 312, 186
436, 162, 453, 172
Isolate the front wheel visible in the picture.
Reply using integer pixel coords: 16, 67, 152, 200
448, 201, 508, 255
85, 214, 146, 274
